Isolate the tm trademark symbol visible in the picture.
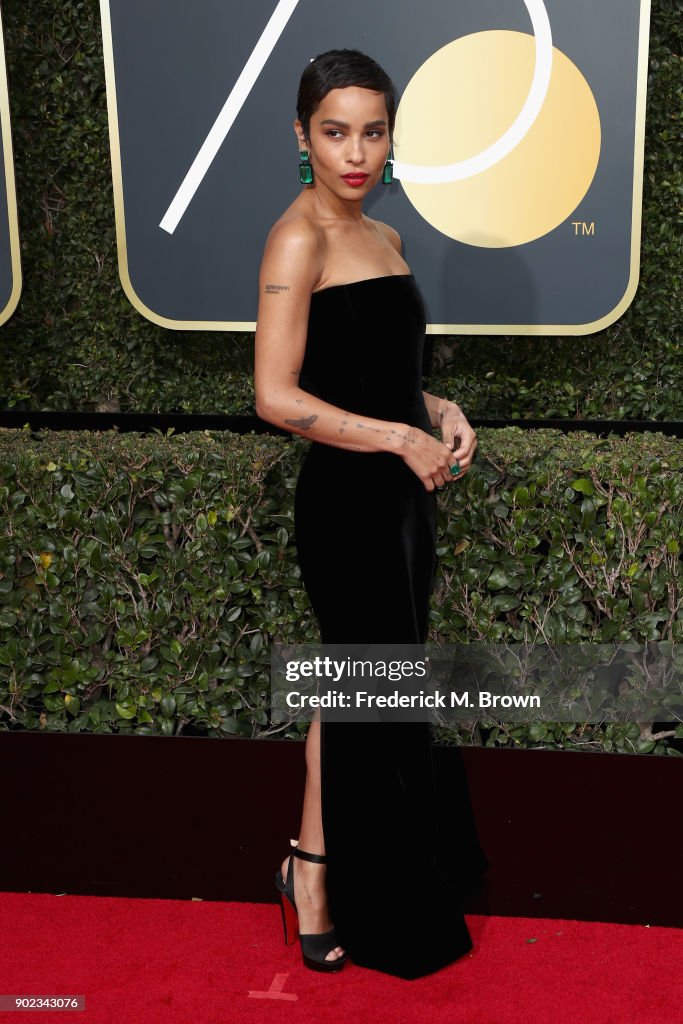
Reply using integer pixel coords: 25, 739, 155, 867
571, 221, 595, 236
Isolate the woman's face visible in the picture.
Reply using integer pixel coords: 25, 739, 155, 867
296, 86, 391, 199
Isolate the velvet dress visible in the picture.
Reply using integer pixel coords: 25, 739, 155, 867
293, 273, 486, 979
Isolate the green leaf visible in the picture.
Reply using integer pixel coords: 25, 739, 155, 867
490, 595, 520, 612
115, 703, 136, 720
160, 695, 176, 717
571, 478, 595, 495
487, 568, 513, 590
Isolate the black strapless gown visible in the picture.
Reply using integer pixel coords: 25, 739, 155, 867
294, 274, 485, 980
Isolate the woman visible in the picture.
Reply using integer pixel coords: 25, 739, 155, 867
255, 49, 484, 979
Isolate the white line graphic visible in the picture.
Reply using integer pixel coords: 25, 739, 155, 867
159, 0, 302, 234
159, 0, 551, 230
394, 0, 552, 183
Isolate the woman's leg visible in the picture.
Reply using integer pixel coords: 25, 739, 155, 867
280, 715, 345, 961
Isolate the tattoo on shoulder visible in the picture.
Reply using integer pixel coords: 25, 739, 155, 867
265, 283, 290, 294
285, 414, 318, 431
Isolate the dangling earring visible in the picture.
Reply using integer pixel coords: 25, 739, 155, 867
299, 149, 314, 185
382, 144, 394, 185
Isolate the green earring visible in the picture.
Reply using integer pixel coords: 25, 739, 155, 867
382, 144, 394, 185
299, 149, 314, 185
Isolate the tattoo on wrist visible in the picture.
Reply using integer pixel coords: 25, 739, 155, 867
285, 414, 318, 430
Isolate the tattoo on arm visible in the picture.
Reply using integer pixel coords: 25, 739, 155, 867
356, 422, 381, 433
265, 283, 290, 294
285, 414, 318, 431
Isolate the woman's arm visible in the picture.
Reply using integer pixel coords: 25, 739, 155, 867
421, 390, 478, 478
254, 220, 457, 490
422, 390, 462, 429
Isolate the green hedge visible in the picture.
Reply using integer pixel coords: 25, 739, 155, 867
0, 0, 681, 418
1, 426, 680, 754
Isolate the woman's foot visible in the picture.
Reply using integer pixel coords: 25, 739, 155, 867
281, 854, 346, 962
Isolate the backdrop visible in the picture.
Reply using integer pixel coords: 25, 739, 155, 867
100, 0, 651, 333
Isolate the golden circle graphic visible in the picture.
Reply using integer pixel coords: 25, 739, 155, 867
395, 31, 601, 247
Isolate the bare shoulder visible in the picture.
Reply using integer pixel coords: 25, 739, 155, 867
372, 218, 403, 255
263, 211, 324, 267
258, 210, 325, 302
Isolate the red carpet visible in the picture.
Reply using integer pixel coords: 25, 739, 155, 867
1, 893, 681, 1023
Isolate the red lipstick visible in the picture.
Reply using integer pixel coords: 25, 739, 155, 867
342, 173, 369, 187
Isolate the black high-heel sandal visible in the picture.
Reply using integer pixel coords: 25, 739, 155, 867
274, 840, 349, 972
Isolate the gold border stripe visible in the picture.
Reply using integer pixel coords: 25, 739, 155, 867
0, 4, 22, 327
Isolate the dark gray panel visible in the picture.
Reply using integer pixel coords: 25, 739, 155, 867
106, 0, 647, 329
0, 82, 12, 311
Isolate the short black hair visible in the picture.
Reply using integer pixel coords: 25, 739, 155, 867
297, 49, 397, 142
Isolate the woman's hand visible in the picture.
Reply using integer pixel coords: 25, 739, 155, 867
395, 426, 462, 492
438, 402, 477, 481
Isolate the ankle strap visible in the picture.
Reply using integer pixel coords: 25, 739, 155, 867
291, 846, 327, 864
